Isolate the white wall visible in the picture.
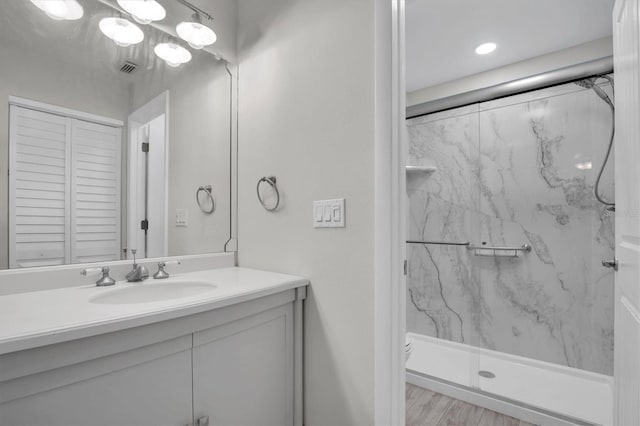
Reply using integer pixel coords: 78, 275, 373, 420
407, 36, 613, 107
237, 0, 377, 423
0, 43, 131, 270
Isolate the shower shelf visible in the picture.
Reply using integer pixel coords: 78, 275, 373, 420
405, 165, 437, 176
467, 244, 532, 258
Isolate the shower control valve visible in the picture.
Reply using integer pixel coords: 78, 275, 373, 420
602, 259, 618, 271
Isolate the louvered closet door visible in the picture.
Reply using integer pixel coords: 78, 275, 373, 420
9, 106, 70, 268
70, 119, 121, 264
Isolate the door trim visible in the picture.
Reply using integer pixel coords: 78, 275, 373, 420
9, 96, 124, 128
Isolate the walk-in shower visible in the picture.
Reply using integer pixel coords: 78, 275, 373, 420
405, 72, 615, 425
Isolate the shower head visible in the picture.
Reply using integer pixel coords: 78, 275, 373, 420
574, 77, 597, 89
575, 77, 614, 110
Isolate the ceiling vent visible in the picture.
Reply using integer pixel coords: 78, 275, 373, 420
119, 61, 138, 74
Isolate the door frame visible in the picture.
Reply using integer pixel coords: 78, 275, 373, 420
8, 96, 124, 128
127, 91, 170, 259
374, 0, 407, 425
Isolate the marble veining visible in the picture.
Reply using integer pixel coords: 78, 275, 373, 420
406, 82, 614, 375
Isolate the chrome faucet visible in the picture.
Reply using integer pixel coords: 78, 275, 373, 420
153, 260, 181, 279
81, 267, 116, 287
126, 249, 149, 282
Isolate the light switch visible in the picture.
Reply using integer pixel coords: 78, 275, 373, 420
313, 199, 345, 228
332, 204, 341, 222
314, 204, 324, 222
331, 199, 345, 227
323, 204, 332, 222
176, 209, 189, 227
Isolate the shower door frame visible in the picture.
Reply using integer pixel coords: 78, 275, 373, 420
402, 53, 619, 425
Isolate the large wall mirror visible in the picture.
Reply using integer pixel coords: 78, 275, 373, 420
0, 0, 235, 269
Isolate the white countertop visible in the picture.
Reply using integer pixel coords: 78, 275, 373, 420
0, 267, 308, 355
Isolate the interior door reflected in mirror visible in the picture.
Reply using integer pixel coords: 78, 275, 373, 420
1, 0, 233, 270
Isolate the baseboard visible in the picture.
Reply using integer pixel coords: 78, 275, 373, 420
406, 370, 597, 426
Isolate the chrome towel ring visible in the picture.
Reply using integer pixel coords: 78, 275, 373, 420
196, 185, 215, 214
257, 176, 280, 211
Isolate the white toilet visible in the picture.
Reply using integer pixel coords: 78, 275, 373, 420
405, 336, 413, 362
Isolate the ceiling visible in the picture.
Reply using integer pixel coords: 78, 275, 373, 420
406, 0, 615, 93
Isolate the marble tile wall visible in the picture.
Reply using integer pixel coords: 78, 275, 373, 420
406, 82, 615, 375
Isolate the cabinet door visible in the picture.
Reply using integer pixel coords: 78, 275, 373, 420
9, 106, 70, 268
0, 347, 192, 426
193, 304, 294, 426
70, 118, 122, 264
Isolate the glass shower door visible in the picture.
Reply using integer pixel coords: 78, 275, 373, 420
469, 82, 615, 423
405, 105, 480, 386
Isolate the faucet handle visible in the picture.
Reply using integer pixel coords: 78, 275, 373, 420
96, 267, 116, 287
154, 260, 181, 279
82, 267, 116, 287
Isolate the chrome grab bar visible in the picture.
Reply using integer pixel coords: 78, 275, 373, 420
406, 240, 470, 246
406, 240, 532, 258
467, 244, 532, 257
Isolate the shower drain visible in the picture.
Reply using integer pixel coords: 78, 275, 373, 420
478, 370, 496, 379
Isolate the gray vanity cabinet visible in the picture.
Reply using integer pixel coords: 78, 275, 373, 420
0, 336, 194, 425
0, 289, 303, 426
193, 303, 294, 425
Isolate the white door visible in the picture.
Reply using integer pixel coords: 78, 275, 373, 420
70, 119, 122, 264
613, 0, 640, 424
8, 106, 70, 268
9, 104, 122, 268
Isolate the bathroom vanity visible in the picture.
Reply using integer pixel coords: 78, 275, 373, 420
0, 267, 308, 426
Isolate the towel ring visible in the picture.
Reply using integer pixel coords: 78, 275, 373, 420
257, 176, 280, 211
196, 185, 215, 214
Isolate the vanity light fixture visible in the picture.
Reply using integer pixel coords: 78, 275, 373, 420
116, 0, 166, 25
154, 42, 192, 67
475, 42, 497, 55
30, 0, 84, 21
99, 17, 145, 47
176, 13, 217, 50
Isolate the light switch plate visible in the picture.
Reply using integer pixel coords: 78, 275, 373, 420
176, 209, 189, 227
313, 199, 345, 228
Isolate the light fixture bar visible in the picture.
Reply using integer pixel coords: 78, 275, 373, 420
94, 0, 226, 62
173, 0, 213, 21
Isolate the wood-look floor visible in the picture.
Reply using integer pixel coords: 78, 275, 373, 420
406, 384, 537, 426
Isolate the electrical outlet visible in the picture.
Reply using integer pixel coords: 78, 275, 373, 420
176, 209, 189, 227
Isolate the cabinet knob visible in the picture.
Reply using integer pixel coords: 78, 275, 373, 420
197, 416, 209, 426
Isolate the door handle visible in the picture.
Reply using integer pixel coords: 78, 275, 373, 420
602, 259, 618, 271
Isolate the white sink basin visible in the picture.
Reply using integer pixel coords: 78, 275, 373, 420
89, 281, 218, 305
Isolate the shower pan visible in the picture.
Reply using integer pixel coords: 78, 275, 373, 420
405, 77, 615, 425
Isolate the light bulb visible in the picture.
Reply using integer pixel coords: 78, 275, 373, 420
116, 0, 166, 25
99, 17, 144, 47
475, 42, 497, 55
176, 20, 217, 50
154, 43, 192, 67
30, 0, 84, 20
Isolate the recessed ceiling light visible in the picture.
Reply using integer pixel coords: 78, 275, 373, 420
475, 42, 497, 55
117, 0, 166, 25
575, 161, 593, 170
30, 0, 84, 20
154, 42, 192, 67
99, 17, 144, 47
